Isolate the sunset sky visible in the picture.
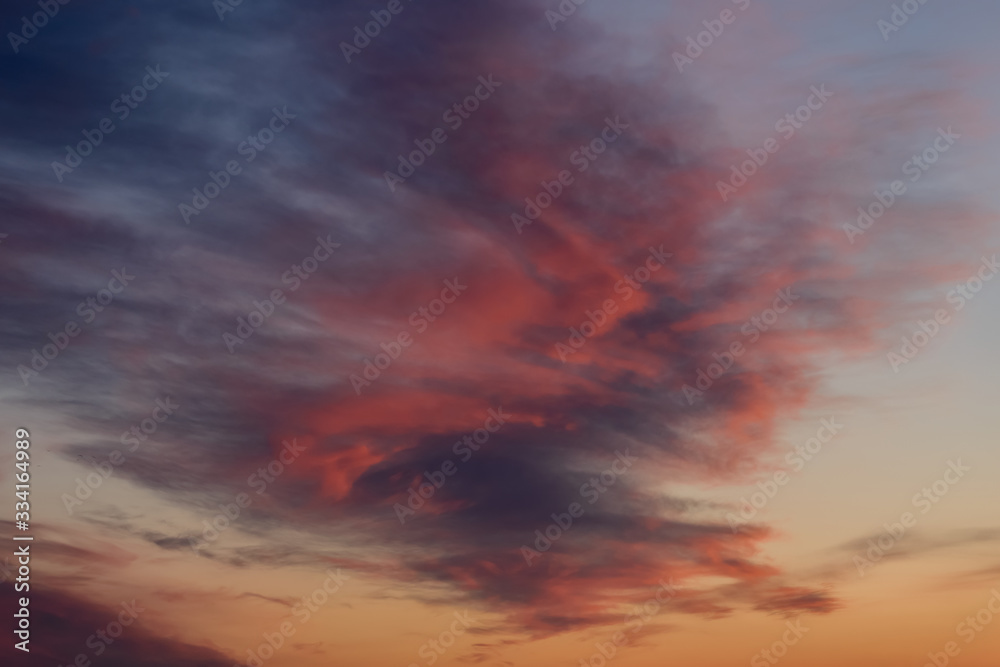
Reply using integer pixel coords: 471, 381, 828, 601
2, 1, 999, 666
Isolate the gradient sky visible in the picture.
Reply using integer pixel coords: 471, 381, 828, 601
2, 1, 999, 666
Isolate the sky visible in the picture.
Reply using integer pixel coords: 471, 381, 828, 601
1, 0, 999, 666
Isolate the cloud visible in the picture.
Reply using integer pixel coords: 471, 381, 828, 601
837, 527, 1000, 565
0, 583, 232, 667
0, 0, 992, 645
